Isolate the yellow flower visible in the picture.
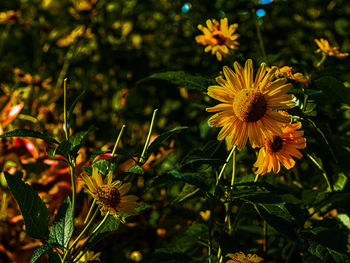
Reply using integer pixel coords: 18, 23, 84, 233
206, 59, 295, 151
314, 38, 349, 58
0, 10, 20, 24
81, 166, 139, 222
254, 119, 306, 175
275, 66, 309, 88
226, 252, 263, 263
195, 18, 239, 61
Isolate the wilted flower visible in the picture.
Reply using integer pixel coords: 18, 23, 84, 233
226, 252, 263, 263
206, 59, 295, 150
81, 167, 139, 222
314, 38, 348, 58
254, 118, 306, 175
196, 18, 239, 61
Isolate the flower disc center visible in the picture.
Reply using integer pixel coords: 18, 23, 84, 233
232, 90, 267, 122
97, 185, 121, 208
266, 135, 283, 153
212, 32, 226, 45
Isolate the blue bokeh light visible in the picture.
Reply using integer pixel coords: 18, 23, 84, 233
181, 3, 192, 13
256, 9, 266, 18
259, 0, 273, 5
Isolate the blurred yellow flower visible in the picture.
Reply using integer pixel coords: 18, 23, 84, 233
254, 119, 306, 175
81, 166, 139, 222
206, 59, 294, 150
226, 252, 263, 263
195, 18, 239, 61
0, 10, 20, 24
314, 38, 348, 58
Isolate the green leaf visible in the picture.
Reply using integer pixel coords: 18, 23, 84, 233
314, 76, 350, 105
4, 171, 50, 240
255, 204, 298, 241
128, 165, 144, 175
146, 126, 187, 157
86, 215, 120, 250
0, 129, 58, 144
49, 197, 73, 248
47, 140, 71, 158
30, 243, 60, 263
156, 223, 208, 253
68, 89, 87, 124
138, 71, 216, 92
171, 184, 200, 204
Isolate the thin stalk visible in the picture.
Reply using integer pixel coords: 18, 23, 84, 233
63, 208, 99, 262
83, 199, 96, 225
255, 174, 259, 182
217, 146, 236, 186
217, 246, 222, 263
73, 211, 110, 263
63, 78, 69, 141
316, 52, 327, 68
139, 109, 158, 163
111, 125, 126, 158
253, 9, 267, 61
230, 148, 236, 190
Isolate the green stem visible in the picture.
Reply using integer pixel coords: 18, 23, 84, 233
253, 9, 267, 61
216, 146, 236, 186
63, 208, 99, 262
316, 52, 327, 68
72, 211, 110, 263
230, 148, 236, 190
139, 109, 158, 163
83, 199, 96, 225
111, 125, 126, 158
63, 78, 69, 141
263, 221, 268, 259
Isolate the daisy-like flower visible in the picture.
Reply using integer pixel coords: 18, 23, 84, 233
195, 18, 239, 61
206, 59, 295, 151
226, 252, 263, 263
254, 119, 306, 175
81, 166, 139, 222
314, 38, 349, 58
275, 66, 309, 88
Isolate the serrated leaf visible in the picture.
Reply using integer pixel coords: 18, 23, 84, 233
85, 215, 120, 250
138, 71, 216, 92
49, 197, 73, 248
128, 165, 144, 175
0, 129, 58, 144
146, 126, 187, 158
30, 243, 60, 263
4, 171, 50, 240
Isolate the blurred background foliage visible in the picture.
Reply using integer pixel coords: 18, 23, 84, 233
1, 0, 350, 262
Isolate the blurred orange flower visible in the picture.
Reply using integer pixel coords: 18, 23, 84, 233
314, 38, 348, 58
196, 18, 239, 61
254, 119, 306, 175
275, 66, 310, 87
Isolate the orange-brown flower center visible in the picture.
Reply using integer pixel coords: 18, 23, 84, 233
266, 135, 283, 153
96, 185, 121, 208
211, 32, 226, 45
233, 90, 267, 122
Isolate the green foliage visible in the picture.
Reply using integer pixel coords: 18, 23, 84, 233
0, 129, 59, 144
4, 171, 50, 240
30, 243, 62, 263
49, 197, 74, 248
